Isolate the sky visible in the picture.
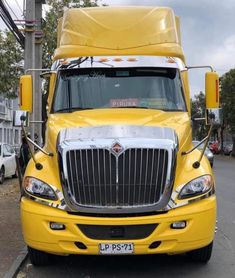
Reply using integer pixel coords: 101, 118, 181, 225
1, 0, 235, 97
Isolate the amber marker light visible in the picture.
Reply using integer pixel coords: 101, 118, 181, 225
113, 57, 123, 62
99, 58, 109, 62
127, 57, 138, 62
166, 58, 176, 63
60, 59, 69, 65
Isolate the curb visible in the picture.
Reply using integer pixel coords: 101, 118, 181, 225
3, 247, 28, 278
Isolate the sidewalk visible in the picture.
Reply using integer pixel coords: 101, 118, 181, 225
0, 178, 25, 278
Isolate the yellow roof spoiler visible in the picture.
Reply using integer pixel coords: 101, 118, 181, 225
55, 6, 185, 63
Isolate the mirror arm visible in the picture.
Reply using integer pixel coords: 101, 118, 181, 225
26, 136, 53, 157
182, 124, 213, 169
25, 68, 51, 74
20, 116, 53, 170
182, 136, 209, 156
30, 121, 44, 124
192, 117, 206, 122
186, 65, 214, 72
196, 124, 213, 164
21, 119, 42, 170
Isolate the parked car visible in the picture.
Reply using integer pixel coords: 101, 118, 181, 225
0, 143, 17, 184
192, 141, 214, 167
208, 141, 220, 154
223, 142, 233, 156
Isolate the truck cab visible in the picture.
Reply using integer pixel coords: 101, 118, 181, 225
19, 6, 219, 265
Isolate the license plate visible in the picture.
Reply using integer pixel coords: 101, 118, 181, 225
99, 243, 134, 254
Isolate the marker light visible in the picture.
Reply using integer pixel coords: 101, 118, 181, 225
171, 221, 187, 229
113, 57, 123, 62
99, 58, 109, 62
50, 222, 65, 230
166, 58, 176, 63
127, 57, 138, 62
59, 59, 69, 65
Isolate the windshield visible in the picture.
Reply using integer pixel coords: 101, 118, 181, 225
52, 67, 186, 113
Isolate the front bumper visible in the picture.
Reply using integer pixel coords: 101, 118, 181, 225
21, 196, 216, 255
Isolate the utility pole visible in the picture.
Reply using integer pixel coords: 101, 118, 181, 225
24, 0, 35, 140
34, 0, 44, 146
24, 0, 45, 145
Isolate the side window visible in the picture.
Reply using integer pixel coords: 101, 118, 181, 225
3, 145, 9, 156
3, 145, 13, 155
6, 145, 14, 154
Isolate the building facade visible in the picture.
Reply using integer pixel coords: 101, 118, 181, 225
0, 97, 21, 147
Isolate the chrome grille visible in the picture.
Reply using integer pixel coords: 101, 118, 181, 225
65, 148, 168, 208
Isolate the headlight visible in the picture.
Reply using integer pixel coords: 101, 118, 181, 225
24, 177, 58, 200
178, 175, 214, 200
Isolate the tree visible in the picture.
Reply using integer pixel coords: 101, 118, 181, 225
42, 0, 98, 69
0, 31, 23, 98
191, 92, 208, 140
220, 69, 235, 156
0, 1, 99, 98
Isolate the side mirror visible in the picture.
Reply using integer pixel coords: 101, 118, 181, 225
205, 72, 219, 109
206, 108, 222, 126
13, 110, 29, 127
19, 75, 33, 113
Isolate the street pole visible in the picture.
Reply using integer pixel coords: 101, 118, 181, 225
34, 0, 44, 146
24, 0, 45, 145
24, 0, 35, 140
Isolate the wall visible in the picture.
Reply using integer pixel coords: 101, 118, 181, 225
0, 97, 21, 147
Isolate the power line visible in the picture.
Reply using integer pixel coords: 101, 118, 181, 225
23, 0, 25, 17
14, 0, 23, 15
0, 1, 25, 48
3, 0, 19, 20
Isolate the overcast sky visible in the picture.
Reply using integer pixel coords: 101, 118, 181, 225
2, 0, 235, 96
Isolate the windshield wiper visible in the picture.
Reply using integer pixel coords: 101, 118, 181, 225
162, 109, 185, 112
55, 107, 94, 113
113, 106, 149, 109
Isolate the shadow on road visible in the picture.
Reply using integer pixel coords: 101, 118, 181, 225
24, 253, 212, 278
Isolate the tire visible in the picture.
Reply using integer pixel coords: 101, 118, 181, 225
28, 246, 53, 266
12, 170, 18, 178
187, 242, 213, 263
0, 167, 5, 184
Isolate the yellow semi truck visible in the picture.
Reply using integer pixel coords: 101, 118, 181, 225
19, 6, 220, 265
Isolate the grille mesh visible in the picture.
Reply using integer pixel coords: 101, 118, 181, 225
66, 148, 168, 208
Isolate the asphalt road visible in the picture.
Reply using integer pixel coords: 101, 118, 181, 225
0, 177, 24, 278
18, 155, 235, 278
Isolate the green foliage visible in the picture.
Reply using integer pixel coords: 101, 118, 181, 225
0, 31, 23, 98
0, 1, 99, 98
191, 92, 207, 140
42, 0, 98, 68
220, 69, 235, 135
220, 69, 235, 155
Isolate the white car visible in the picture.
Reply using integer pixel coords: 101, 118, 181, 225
0, 143, 17, 184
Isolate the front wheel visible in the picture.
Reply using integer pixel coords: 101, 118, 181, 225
187, 242, 213, 263
28, 246, 54, 266
0, 167, 5, 184
12, 169, 18, 178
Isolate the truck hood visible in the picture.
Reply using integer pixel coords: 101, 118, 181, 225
47, 109, 191, 152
